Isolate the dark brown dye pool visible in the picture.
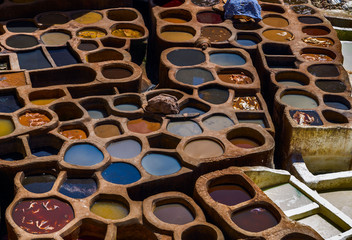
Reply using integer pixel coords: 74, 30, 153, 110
302, 27, 330, 35
231, 207, 279, 232
197, 12, 223, 24
208, 184, 252, 206
102, 68, 133, 79
298, 16, 323, 24
315, 80, 346, 93
308, 64, 339, 77
78, 42, 98, 51
154, 203, 194, 225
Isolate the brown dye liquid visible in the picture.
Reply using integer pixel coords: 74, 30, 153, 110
301, 53, 333, 61
153, 203, 194, 225
231, 207, 278, 232
262, 17, 289, 27
208, 184, 252, 205
303, 27, 329, 35
230, 137, 260, 148
127, 118, 161, 134
94, 124, 121, 138
218, 73, 252, 84
19, 112, 50, 127
201, 27, 231, 42
102, 68, 132, 79
59, 129, 87, 140
263, 29, 293, 42
0, 72, 26, 87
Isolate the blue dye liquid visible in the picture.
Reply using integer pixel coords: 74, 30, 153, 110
167, 49, 206, 66
114, 103, 139, 111
64, 143, 104, 166
141, 153, 181, 176
107, 139, 141, 159
203, 115, 234, 131
210, 53, 246, 66
0, 94, 22, 113
237, 39, 257, 46
31, 146, 59, 157
23, 174, 56, 194
0, 152, 24, 161
17, 49, 51, 70
176, 68, 214, 85
179, 107, 205, 115
167, 121, 202, 137
102, 162, 141, 185
198, 88, 229, 104
59, 178, 97, 199
88, 109, 108, 119
48, 47, 79, 67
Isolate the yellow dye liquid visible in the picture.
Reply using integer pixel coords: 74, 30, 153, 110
31, 99, 57, 105
90, 201, 129, 220
0, 118, 14, 137
78, 30, 106, 38
160, 31, 194, 42
74, 12, 103, 24
162, 18, 187, 23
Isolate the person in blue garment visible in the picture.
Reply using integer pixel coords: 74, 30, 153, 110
213, 0, 262, 23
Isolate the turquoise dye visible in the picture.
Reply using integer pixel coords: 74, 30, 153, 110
64, 143, 104, 166
114, 103, 139, 111
198, 88, 229, 104
203, 115, 234, 131
106, 139, 141, 159
237, 39, 257, 46
167, 49, 206, 66
31, 146, 59, 157
180, 107, 205, 115
0, 93, 22, 113
210, 53, 246, 66
48, 47, 79, 67
6, 20, 38, 33
59, 178, 97, 199
22, 174, 56, 194
141, 153, 181, 176
167, 121, 202, 136
176, 68, 214, 85
17, 49, 51, 70
102, 162, 141, 185
88, 109, 108, 119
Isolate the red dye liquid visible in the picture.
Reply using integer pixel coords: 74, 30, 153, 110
161, 0, 183, 7
12, 198, 74, 234
197, 12, 223, 24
